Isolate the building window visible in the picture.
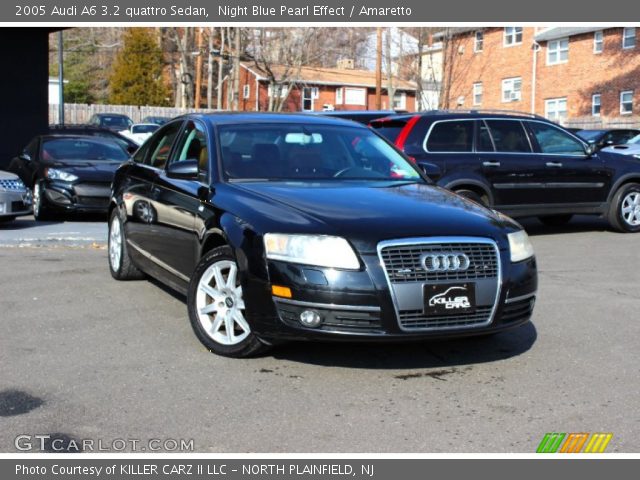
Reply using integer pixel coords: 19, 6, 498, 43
311, 87, 319, 99
392, 92, 406, 110
474, 31, 484, 52
621, 91, 633, 115
504, 27, 523, 46
547, 38, 569, 65
594, 30, 604, 53
473, 82, 483, 105
545, 97, 568, 122
502, 77, 522, 102
623, 28, 636, 49
242, 85, 250, 99
267, 84, 288, 98
592, 94, 601, 116
335, 87, 343, 104
344, 87, 366, 106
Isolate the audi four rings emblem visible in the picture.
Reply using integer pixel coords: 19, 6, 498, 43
421, 253, 471, 272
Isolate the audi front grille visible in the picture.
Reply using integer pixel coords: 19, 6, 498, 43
378, 237, 502, 332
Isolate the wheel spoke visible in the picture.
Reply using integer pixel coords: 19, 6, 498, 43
199, 284, 221, 300
224, 314, 235, 342
235, 298, 246, 310
226, 264, 237, 289
232, 310, 250, 333
212, 266, 226, 290
199, 303, 218, 315
210, 314, 224, 335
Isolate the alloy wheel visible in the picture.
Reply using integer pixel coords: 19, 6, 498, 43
195, 260, 250, 345
109, 216, 122, 271
33, 183, 41, 217
621, 191, 640, 226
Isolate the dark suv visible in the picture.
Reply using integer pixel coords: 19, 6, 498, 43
108, 113, 537, 357
371, 110, 640, 232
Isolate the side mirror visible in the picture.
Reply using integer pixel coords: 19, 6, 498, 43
166, 159, 199, 179
585, 144, 596, 156
19, 152, 31, 162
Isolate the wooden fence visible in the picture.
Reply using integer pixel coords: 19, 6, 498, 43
49, 103, 220, 125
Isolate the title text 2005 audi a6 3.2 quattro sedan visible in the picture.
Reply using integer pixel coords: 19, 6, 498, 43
108, 114, 538, 357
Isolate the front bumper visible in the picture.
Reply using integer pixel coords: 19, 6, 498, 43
42, 180, 111, 213
246, 243, 537, 342
0, 190, 32, 218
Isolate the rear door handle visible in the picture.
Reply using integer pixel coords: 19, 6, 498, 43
482, 161, 501, 167
546, 162, 563, 168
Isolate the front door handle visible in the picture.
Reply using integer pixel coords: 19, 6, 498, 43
482, 161, 501, 167
546, 162, 563, 168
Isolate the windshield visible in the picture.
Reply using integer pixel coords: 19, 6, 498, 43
132, 124, 159, 134
576, 130, 606, 141
42, 138, 129, 162
628, 133, 640, 144
100, 116, 132, 128
218, 124, 422, 181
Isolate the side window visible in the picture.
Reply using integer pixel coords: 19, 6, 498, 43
169, 121, 210, 178
527, 122, 585, 155
144, 121, 182, 169
485, 120, 531, 153
476, 121, 495, 152
426, 120, 474, 152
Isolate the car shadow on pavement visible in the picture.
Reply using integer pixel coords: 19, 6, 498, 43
271, 322, 537, 370
0, 217, 61, 230
519, 215, 610, 237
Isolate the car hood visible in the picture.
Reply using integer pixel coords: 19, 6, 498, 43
226, 181, 515, 252
48, 160, 123, 182
0, 170, 20, 181
602, 143, 640, 155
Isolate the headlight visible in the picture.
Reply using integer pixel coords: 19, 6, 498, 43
46, 168, 78, 182
264, 234, 360, 270
508, 230, 535, 262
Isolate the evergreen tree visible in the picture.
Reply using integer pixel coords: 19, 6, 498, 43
109, 28, 169, 106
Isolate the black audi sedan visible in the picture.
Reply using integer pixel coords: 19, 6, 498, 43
108, 113, 537, 358
8, 135, 130, 220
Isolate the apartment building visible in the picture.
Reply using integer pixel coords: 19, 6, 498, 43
439, 26, 640, 127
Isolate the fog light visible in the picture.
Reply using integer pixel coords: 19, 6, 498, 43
299, 310, 322, 328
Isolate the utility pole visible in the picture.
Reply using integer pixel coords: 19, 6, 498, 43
375, 27, 382, 110
217, 27, 225, 110
207, 27, 214, 109
232, 27, 241, 111
194, 27, 204, 109
386, 27, 395, 110
58, 30, 64, 125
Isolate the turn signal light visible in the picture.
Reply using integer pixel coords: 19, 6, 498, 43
271, 285, 292, 298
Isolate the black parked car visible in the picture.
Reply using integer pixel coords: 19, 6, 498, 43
371, 110, 640, 232
575, 128, 640, 151
8, 135, 130, 220
49, 124, 139, 154
141, 116, 172, 126
314, 110, 407, 125
88, 113, 134, 132
108, 113, 537, 358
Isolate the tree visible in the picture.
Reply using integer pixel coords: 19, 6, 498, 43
109, 28, 170, 106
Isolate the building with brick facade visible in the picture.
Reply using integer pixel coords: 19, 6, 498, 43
438, 27, 640, 128
221, 62, 417, 113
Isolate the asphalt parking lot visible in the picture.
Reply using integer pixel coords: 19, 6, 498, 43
0, 215, 638, 452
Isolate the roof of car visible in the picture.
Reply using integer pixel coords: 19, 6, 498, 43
176, 112, 371, 128
370, 109, 552, 124
40, 134, 123, 144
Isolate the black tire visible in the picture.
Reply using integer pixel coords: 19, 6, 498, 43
0, 216, 16, 223
538, 214, 573, 227
187, 246, 271, 358
608, 182, 640, 233
108, 208, 145, 280
32, 180, 52, 221
454, 188, 489, 207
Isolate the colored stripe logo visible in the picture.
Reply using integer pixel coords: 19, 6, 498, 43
537, 433, 612, 453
